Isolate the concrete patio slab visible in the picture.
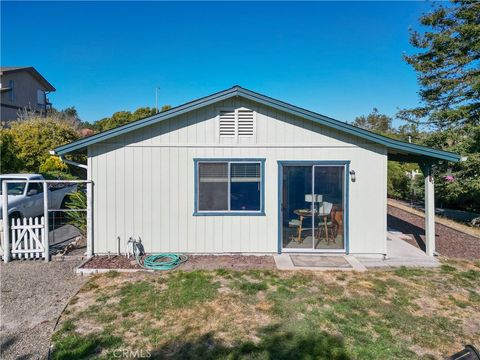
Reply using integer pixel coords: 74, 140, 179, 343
357, 232, 439, 269
275, 232, 439, 271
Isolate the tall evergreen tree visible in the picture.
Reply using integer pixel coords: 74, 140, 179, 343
398, 0, 480, 128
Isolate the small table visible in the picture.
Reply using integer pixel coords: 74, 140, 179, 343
293, 209, 330, 243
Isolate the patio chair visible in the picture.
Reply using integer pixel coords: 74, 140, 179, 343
289, 209, 312, 243
289, 218, 303, 243
317, 203, 338, 244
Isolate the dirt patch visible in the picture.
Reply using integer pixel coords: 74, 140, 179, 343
180, 255, 275, 270
82, 255, 139, 269
388, 205, 480, 260
82, 254, 276, 270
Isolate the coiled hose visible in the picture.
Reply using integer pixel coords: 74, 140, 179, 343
139, 253, 188, 270
129, 237, 188, 270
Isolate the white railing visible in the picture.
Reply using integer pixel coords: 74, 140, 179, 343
1, 179, 93, 263
10, 217, 46, 259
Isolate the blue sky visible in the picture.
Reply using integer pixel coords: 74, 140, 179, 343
1, 1, 434, 125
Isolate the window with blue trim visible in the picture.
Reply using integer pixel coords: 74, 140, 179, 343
196, 161, 263, 213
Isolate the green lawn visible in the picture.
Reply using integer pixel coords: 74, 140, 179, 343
52, 259, 480, 360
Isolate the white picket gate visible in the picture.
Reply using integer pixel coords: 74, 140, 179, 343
2, 179, 93, 263
10, 217, 47, 259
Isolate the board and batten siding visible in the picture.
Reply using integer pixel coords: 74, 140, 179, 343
89, 98, 388, 255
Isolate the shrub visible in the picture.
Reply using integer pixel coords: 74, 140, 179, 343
65, 191, 87, 235
40, 156, 68, 173
8, 116, 80, 173
0, 130, 24, 173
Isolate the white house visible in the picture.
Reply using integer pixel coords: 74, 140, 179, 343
53, 86, 460, 258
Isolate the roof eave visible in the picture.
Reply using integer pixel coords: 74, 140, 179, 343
0, 66, 55, 91
54, 87, 240, 155
235, 88, 460, 163
53, 86, 461, 163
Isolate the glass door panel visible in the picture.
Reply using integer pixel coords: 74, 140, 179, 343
281, 163, 346, 251
313, 166, 345, 250
281, 166, 314, 249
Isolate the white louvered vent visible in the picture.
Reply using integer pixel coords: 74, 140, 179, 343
219, 110, 236, 137
218, 109, 255, 140
237, 109, 254, 137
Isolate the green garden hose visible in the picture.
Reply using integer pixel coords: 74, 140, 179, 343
129, 238, 188, 270
136, 253, 188, 270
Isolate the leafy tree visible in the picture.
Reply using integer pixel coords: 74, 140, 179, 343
132, 107, 157, 119
396, 122, 424, 144
51, 106, 80, 121
387, 161, 410, 199
399, 1, 480, 128
94, 110, 135, 132
93, 105, 171, 132
423, 125, 480, 211
352, 108, 393, 134
434, 154, 480, 212
352, 109, 422, 200
387, 161, 421, 200
7, 116, 80, 172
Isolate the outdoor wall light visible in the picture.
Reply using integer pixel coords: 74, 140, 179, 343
349, 170, 356, 182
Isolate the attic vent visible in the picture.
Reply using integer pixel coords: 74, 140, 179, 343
219, 110, 236, 137
237, 109, 254, 137
218, 109, 255, 139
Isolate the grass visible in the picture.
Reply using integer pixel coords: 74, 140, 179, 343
52, 260, 480, 359
116, 271, 219, 318
51, 321, 123, 360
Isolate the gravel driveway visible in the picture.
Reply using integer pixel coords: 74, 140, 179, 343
0, 260, 86, 360
388, 205, 480, 260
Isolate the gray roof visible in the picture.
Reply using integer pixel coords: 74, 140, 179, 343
53, 86, 460, 163
1, 66, 30, 72
0, 66, 55, 91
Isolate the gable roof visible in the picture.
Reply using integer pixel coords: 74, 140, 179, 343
0, 66, 56, 91
53, 86, 460, 163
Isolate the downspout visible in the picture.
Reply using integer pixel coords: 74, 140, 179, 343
49, 151, 88, 170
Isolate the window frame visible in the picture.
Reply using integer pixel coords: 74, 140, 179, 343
37, 89, 46, 105
8, 80, 15, 102
194, 158, 265, 216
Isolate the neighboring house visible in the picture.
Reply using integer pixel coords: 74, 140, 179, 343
0, 66, 55, 122
53, 86, 460, 258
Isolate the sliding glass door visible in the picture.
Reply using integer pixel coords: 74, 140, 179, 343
281, 163, 346, 251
